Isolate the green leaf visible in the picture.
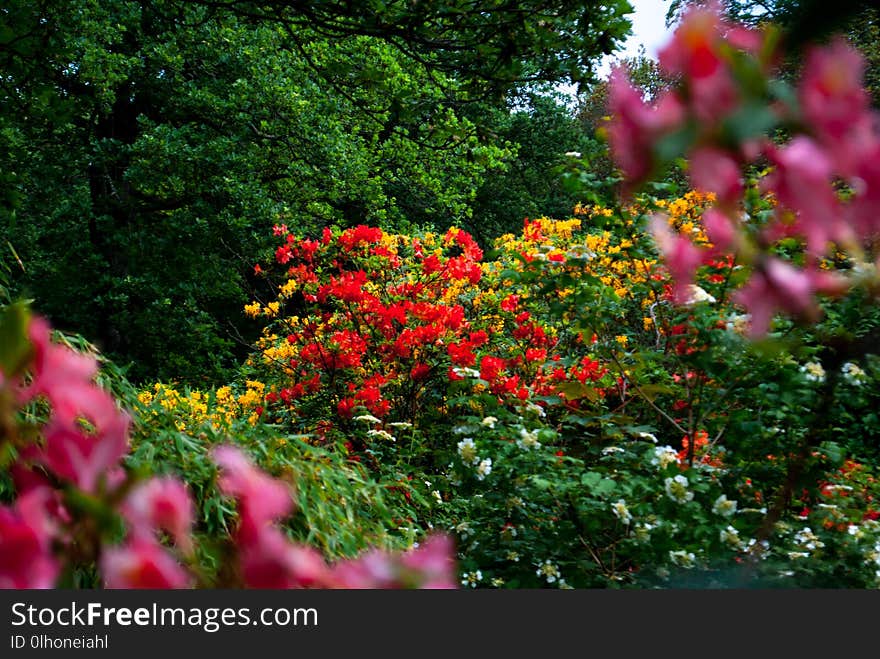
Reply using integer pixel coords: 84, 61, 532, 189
555, 382, 600, 402
0, 301, 32, 377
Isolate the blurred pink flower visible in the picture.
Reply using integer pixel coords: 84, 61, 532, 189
124, 476, 195, 554
762, 137, 848, 260
0, 489, 59, 589
239, 527, 333, 589
607, 68, 683, 187
733, 258, 847, 336
102, 536, 192, 589
212, 445, 294, 544
689, 147, 743, 206
649, 214, 705, 304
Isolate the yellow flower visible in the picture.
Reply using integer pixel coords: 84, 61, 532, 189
615, 335, 628, 347
244, 302, 261, 318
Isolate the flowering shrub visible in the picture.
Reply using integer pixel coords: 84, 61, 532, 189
607, 1, 880, 336
0, 304, 456, 588
5, 1, 880, 590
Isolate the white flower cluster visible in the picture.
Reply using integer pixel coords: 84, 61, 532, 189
458, 438, 492, 479
461, 571, 482, 588
481, 416, 498, 429
793, 527, 825, 553
457, 438, 478, 464
652, 445, 680, 470
800, 361, 826, 383
634, 521, 656, 542
366, 428, 396, 442
712, 494, 738, 518
354, 414, 381, 424
720, 525, 744, 550
476, 458, 493, 481
684, 284, 716, 305
842, 361, 867, 385
668, 550, 696, 569
536, 560, 561, 584
517, 427, 541, 450
664, 475, 694, 504
611, 499, 633, 525
636, 431, 658, 443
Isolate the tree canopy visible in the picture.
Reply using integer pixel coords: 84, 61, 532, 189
0, 0, 633, 381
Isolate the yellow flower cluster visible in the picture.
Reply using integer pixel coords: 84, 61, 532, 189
243, 301, 280, 318
653, 190, 715, 245
137, 383, 242, 432
491, 216, 655, 303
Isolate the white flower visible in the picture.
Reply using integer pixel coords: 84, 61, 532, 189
457, 438, 479, 465
842, 362, 867, 385
564, 151, 582, 158
452, 366, 482, 378
801, 361, 826, 383
389, 421, 413, 429
491, 577, 505, 587
684, 284, 716, 305
523, 401, 546, 417
794, 527, 825, 552
536, 560, 560, 583
602, 445, 625, 455
720, 525, 744, 550
507, 551, 520, 562
366, 428, 396, 442
517, 428, 540, 450
712, 494, 738, 518
476, 458, 493, 481
636, 431, 658, 443
726, 313, 751, 335
652, 445, 680, 470
634, 522, 655, 542
481, 416, 498, 429
611, 499, 632, 525
432, 490, 443, 504
461, 571, 482, 587
665, 475, 694, 504
354, 414, 381, 424
668, 550, 696, 569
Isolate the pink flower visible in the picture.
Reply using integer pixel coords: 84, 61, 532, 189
607, 68, 684, 188
762, 137, 848, 260
17, 316, 131, 493
0, 489, 59, 589
398, 534, 457, 589
212, 446, 294, 543
331, 534, 457, 589
123, 477, 195, 554
799, 38, 873, 173
239, 527, 333, 589
37, 417, 129, 494
702, 207, 738, 252
649, 214, 705, 304
689, 147, 743, 206
658, 2, 725, 80
733, 258, 847, 336
102, 537, 192, 589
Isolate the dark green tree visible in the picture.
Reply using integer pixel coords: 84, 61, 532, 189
0, 0, 633, 382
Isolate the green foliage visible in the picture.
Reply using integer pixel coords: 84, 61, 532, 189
0, 0, 632, 384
